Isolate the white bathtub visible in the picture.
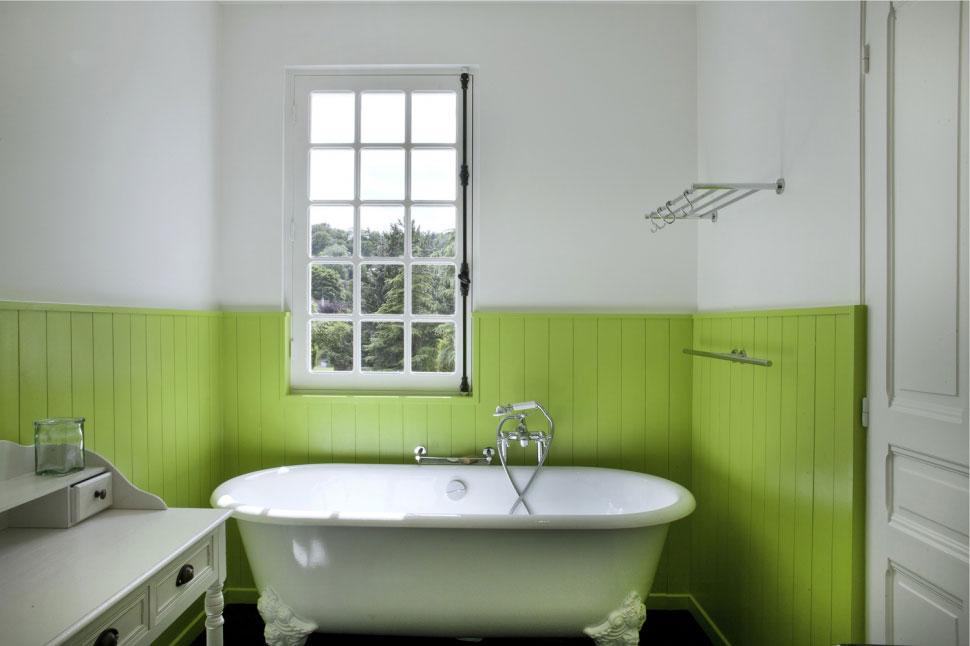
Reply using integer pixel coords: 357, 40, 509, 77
212, 464, 694, 645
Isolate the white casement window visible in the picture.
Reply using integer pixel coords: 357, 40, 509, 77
286, 69, 471, 391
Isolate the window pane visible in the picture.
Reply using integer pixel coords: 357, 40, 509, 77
411, 206, 456, 258
360, 149, 404, 200
412, 322, 455, 373
361, 322, 404, 372
411, 264, 455, 315
310, 92, 354, 144
360, 205, 404, 257
411, 92, 456, 144
310, 263, 353, 313
361, 264, 404, 314
309, 148, 354, 200
309, 205, 353, 257
411, 149, 456, 201
310, 321, 353, 372
360, 92, 404, 143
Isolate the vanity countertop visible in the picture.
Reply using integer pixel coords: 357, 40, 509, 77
0, 507, 232, 645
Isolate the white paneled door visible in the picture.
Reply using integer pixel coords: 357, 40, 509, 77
864, 2, 969, 644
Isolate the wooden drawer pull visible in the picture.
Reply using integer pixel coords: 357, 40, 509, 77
175, 564, 194, 587
95, 627, 118, 646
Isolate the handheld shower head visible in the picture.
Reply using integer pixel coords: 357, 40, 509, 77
493, 401, 540, 416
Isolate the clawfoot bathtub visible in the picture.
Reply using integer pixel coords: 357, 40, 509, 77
212, 464, 694, 645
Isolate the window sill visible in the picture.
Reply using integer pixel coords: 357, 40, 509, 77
285, 388, 473, 400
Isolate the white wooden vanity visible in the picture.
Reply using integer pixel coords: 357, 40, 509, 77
0, 441, 232, 646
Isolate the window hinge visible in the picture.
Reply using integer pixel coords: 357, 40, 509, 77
863, 43, 870, 74
861, 396, 870, 428
290, 101, 297, 124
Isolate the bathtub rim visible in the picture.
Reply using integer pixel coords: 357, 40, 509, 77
210, 463, 696, 530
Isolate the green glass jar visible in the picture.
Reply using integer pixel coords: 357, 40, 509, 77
34, 417, 85, 475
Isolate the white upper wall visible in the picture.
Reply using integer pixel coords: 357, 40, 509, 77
695, 1, 861, 310
0, 2, 220, 309
217, 2, 698, 310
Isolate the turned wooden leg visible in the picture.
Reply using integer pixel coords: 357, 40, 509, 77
204, 581, 225, 646
583, 591, 646, 646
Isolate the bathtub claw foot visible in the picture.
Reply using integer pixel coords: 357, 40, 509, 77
257, 587, 317, 646
583, 591, 646, 646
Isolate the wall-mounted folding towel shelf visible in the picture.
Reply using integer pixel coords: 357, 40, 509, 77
645, 178, 786, 233
683, 348, 773, 367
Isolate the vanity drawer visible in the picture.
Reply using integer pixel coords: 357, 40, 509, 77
152, 533, 215, 619
71, 588, 149, 646
70, 472, 113, 525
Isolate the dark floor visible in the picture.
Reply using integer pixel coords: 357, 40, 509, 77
193, 604, 712, 645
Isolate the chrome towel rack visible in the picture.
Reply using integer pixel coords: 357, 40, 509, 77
645, 178, 785, 233
683, 348, 772, 367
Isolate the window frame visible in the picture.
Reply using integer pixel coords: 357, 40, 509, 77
284, 67, 473, 393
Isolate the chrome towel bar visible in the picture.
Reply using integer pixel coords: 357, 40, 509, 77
414, 445, 495, 465
683, 348, 772, 367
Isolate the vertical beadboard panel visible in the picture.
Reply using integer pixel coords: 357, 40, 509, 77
355, 401, 380, 463
308, 401, 332, 463
259, 314, 284, 468
572, 318, 598, 463
46, 312, 72, 416
19, 311, 47, 445
0, 302, 865, 646
546, 318, 573, 466
596, 318, 622, 469
498, 316, 525, 464
173, 316, 189, 508
450, 404, 476, 457
474, 316, 500, 461
235, 316, 260, 477
620, 319, 646, 474
159, 316, 177, 505
0, 310, 19, 444
221, 315, 239, 479
71, 313, 95, 452
667, 317, 693, 594
0, 304, 220, 511
92, 313, 115, 461
283, 398, 309, 466
112, 314, 132, 478
378, 401, 403, 464
129, 315, 149, 491
146, 315, 164, 498
689, 307, 866, 646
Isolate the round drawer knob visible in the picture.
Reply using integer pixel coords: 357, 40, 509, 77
93, 489, 107, 500
176, 563, 195, 587
95, 628, 118, 646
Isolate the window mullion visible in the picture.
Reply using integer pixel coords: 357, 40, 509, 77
403, 90, 413, 377
353, 90, 362, 375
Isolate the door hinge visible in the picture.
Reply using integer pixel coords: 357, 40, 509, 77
289, 338, 294, 359
861, 396, 870, 428
863, 43, 870, 73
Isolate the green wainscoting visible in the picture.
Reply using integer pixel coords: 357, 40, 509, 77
218, 311, 695, 596
689, 306, 866, 646
0, 301, 868, 646
0, 302, 224, 508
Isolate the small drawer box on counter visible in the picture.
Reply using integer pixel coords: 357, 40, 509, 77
70, 471, 113, 525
